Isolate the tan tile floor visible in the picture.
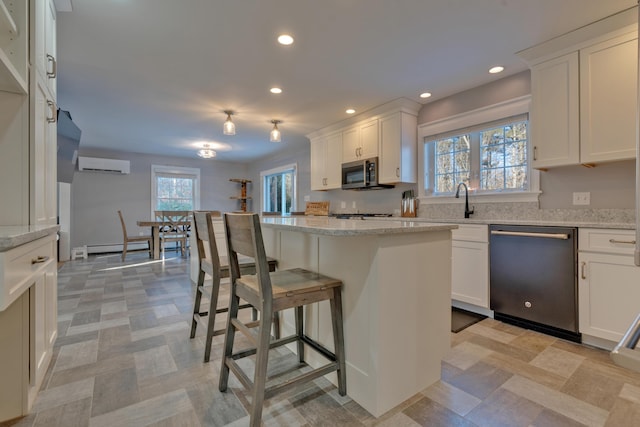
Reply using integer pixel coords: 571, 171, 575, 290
2, 251, 640, 426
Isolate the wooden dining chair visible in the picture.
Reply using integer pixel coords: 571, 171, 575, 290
117, 210, 152, 262
190, 211, 278, 362
158, 210, 189, 257
219, 213, 346, 426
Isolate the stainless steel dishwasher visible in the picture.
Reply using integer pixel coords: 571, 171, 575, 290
489, 224, 580, 342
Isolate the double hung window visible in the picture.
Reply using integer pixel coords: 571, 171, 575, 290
151, 165, 200, 212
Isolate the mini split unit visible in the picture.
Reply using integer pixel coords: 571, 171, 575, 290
77, 156, 130, 174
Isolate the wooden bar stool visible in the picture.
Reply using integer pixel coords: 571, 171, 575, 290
189, 211, 278, 362
219, 213, 346, 426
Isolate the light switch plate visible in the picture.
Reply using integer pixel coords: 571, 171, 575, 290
572, 192, 590, 205
340, 201, 346, 209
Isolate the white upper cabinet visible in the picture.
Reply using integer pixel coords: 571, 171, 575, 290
580, 33, 637, 164
530, 52, 580, 168
379, 111, 417, 184
342, 119, 379, 163
308, 98, 420, 191
310, 132, 342, 191
520, 9, 638, 169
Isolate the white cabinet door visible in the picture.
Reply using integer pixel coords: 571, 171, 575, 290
530, 52, 580, 168
342, 127, 360, 162
32, 0, 57, 97
579, 252, 640, 342
44, 260, 57, 349
31, 79, 57, 226
580, 32, 637, 164
310, 136, 327, 191
359, 119, 379, 159
379, 112, 417, 184
450, 225, 489, 309
324, 132, 343, 189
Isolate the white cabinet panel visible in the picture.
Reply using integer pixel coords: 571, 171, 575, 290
310, 132, 342, 190
579, 228, 640, 346
530, 52, 580, 168
379, 112, 417, 184
580, 32, 637, 163
452, 240, 489, 308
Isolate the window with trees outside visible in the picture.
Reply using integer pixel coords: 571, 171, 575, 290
151, 165, 200, 213
430, 118, 528, 195
261, 164, 297, 214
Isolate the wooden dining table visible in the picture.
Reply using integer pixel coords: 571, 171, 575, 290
137, 220, 192, 260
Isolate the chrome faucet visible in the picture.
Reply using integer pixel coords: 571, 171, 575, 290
455, 183, 474, 219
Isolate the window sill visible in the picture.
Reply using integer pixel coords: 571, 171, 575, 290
421, 190, 541, 205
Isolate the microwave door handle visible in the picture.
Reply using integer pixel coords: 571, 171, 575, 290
364, 160, 371, 186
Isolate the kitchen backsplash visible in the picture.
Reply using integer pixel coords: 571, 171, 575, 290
419, 201, 635, 225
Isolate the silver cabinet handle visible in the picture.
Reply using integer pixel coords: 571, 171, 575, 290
46, 54, 57, 78
490, 230, 569, 240
609, 238, 636, 245
396, 167, 400, 178
581, 261, 587, 280
46, 100, 56, 123
31, 255, 49, 264
533, 146, 538, 161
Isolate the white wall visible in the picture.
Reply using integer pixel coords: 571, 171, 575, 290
70, 148, 248, 250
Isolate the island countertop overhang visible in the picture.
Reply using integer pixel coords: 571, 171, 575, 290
260, 217, 457, 236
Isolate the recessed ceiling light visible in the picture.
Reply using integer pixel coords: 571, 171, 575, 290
489, 66, 504, 74
270, 87, 282, 94
277, 34, 294, 45
346, 109, 356, 114
419, 92, 432, 99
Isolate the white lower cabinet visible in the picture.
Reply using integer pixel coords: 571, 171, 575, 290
578, 228, 640, 347
451, 225, 489, 309
0, 232, 57, 422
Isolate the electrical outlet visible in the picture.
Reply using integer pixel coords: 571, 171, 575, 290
340, 201, 346, 209
304, 195, 310, 202
572, 192, 590, 205
352, 201, 357, 209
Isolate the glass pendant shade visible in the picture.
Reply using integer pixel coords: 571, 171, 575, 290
270, 120, 282, 142
223, 110, 236, 135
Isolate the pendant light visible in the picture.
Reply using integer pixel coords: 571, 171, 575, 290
223, 110, 236, 135
270, 120, 282, 142
197, 144, 216, 159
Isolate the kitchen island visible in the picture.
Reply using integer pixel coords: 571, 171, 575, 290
259, 216, 456, 417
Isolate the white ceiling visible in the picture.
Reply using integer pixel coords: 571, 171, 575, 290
55, 0, 636, 162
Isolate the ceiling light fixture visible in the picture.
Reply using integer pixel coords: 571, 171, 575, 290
270, 87, 282, 94
269, 120, 282, 142
489, 66, 504, 74
346, 108, 356, 114
197, 144, 217, 159
223, 110, 236, 135
420, 92, 432, 99
277, 34, 294, 45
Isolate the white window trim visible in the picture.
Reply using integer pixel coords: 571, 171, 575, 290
418, 95, 540, 204
260, 163, 298, 213
151, 164, 201, 216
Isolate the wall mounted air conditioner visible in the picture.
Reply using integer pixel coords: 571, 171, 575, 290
77, 156, 130, 174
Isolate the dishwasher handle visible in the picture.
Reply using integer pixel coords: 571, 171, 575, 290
490, 230, 570, 240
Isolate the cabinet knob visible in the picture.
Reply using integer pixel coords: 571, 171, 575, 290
46, 54, 57, 79
524, 301, 532, 308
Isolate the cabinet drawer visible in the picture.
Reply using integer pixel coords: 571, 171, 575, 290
452, 224, 488, 243
579, 228, 636, 255
0, 235, 55, 311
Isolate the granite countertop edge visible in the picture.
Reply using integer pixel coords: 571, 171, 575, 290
0, 225, 60, 251
363, 217, 635, 230
260, 217, 457, 236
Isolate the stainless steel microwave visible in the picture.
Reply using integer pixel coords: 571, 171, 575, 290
341, 157, 393, 190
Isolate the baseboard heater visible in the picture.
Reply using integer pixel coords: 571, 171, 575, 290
611, 313, 640, 372
86, 243, 147, 254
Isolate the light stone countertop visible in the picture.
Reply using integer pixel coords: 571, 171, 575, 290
362, 216, 636, 230
0, 225, 60, 251
260, 216, 457, 236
